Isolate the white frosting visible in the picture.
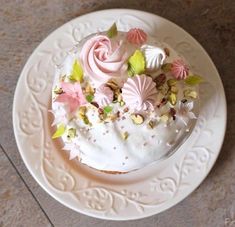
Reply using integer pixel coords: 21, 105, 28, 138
51, 32, 198, 172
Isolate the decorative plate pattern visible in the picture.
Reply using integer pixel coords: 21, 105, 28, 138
13, 9, 226, 220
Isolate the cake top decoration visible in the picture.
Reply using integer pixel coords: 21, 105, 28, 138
94, 84, 114, 107
55, 82, 86, 113
80, 35, 128, 85
171, 59, 189, 80
122, 75, 157, 111
126, 28, 147, 45
141, 44, 166, 72
51, 23, 204, 173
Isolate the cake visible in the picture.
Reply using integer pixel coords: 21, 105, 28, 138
51, 23, 202, 173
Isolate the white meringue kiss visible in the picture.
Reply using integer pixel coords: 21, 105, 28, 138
141, 44, 166, 72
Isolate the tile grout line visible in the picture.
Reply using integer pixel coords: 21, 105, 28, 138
0, 143, 55, 227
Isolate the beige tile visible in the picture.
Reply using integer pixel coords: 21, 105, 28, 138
0, 0, 235, 226
0, 147, 51, 227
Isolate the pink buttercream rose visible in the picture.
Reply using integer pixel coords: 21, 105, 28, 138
80, 35, 128, 85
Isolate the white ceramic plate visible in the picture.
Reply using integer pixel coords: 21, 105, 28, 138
13, 9, 226, 220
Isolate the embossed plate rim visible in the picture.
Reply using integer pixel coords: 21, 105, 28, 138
13, 9, 227, 220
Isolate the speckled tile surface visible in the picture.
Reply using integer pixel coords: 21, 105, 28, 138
0, 1, 235, 226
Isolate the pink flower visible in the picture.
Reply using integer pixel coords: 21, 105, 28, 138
80, 35, 127, 85
55, 82, 86, 113
126, 28, 147, 45
171, 59, 189, 80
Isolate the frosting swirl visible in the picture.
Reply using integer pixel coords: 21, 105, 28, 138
122, 75, 157, 111
126, 28, 147, 45
141, 44, 166, 71
80, 35, 127, 85
171, 59, 189, 80
94, 84, 113, 107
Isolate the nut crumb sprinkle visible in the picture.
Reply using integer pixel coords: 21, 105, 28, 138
121, 131, 129, 140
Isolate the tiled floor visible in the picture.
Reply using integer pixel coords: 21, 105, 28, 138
0, 1, 235, 226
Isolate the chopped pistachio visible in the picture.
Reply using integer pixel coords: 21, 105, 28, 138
110, 114, 118, 121
147, 120, 156, 129
86, 94, 94, 103
83, 116, 90, 125
53, 86, 63, 94
120, 101, 125, 107
170, 85, 178, 94
167, 79, 177, 87
161, 63, 172, 73
67, 128, 76, 139
106, 79, 119, 91
153, 74, 166, 87
184, 89, 198, 99
168, 92, 177, 105
160, 114, 169, 123
98, 112, 107, 121
158, 84, 169, 95
130, 114, 144, 125
121, 131, 129, 140
85, 83, 94, 94
117, 94, 122, 103
78, 106, 87, 117
104, 106, 113, 114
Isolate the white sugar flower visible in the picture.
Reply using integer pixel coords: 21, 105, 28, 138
50, 106, 69, 126
176, 101, 196, 126
63, 140, 81, 160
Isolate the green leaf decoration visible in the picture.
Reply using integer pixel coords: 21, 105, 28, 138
52, 124, 66, 139
185, 75, 203, 86
86, 95, 94, 103
70, 60, 83, 82
107, 23, 118, 38
103, 106, 113, 114
128, 50, 145, 76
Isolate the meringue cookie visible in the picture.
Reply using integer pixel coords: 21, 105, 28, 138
122, 75, 157, 111
171, 59, 189, 80
126, 28, 147, 45
94, 84, 113, 107
141, 44, 166, 72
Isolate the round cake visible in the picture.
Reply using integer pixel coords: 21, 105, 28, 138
51, 24, 202, 173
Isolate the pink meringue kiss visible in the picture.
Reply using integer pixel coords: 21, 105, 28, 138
80, 35, 127, 85
122, 75, 157, 111
94, 84, 113, 107
126, 28, 147, 45
171, 59, 189, 80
